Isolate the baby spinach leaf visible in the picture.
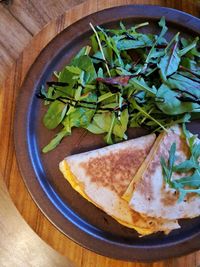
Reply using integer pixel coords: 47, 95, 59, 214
43, 101, 67, 129
113, 109, 129, 138
92, 113, 113, 132
67, 107, 95, 128
72, 55, 97, 84
58, 69, 76, 97
86, 121, 106, 134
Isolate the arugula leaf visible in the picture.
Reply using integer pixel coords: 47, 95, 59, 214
97, 25, 124, 67
117, 39, 148, 50
168, 142, 176, 175
168, 73, 200, 100
180, 58, 200, 76
66, 65, 82, 75
173, 160, 197, 172
160, 156, 171, 183
177, 170, 200, 187
90, 23, 111, 77
161, 142, 176, 187
131, 99, 167, 131
179, 37, 199, 57
181, 37, 200, 58
156, 84, 199, 115
145, 17, 168, 64
158, 33, 180, 80
42, 128, 70, 153
160, 124, 200, 202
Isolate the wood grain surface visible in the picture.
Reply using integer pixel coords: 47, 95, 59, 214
0, 172, 75, 267
0, 0, 200, 267
0, 0, 85, 83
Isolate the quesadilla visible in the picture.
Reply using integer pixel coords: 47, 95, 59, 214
59, 133, 180, 235
127, 126, 200, 220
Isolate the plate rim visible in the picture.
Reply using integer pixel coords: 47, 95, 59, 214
14, 5, 200, 262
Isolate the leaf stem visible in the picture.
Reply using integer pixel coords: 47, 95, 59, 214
134, 22, 149, 30
133, 100, 168, 132
165, 32, 180, 52
90, 23, 111, 77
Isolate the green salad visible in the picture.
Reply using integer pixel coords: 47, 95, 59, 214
38, 17, 200, 153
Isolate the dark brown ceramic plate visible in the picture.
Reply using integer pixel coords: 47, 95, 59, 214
14, 5, 200, 262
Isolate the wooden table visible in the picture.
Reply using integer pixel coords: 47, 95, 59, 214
0, 0, 200, 266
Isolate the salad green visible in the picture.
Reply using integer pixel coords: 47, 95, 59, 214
161, 124, 200, 202
38, 17, 200, 153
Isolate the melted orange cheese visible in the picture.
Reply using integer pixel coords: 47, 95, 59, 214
59, 160, 152, 236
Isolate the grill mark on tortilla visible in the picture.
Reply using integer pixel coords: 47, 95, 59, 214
186, 192, 198, 201
81, 146, 151, 196
161, 191, 178, 206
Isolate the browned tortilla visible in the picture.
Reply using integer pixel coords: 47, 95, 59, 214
59, 134, 180, 235
129, 126, 200, 220
80, 144, 154, 196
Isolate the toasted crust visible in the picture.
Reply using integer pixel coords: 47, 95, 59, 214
129, 126, 200, 220
59, 134, 180, 235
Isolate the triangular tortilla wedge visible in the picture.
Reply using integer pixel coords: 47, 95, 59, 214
59, 134, 180, 235
128, 125, 200, 220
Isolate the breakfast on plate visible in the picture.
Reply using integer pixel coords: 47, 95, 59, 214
124, 125, 200, 220
59, 125, 200, 236
38, 17, 200, 236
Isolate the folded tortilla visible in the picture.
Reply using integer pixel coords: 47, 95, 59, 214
128, 126, 200, 220
59, 133, 180, 235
